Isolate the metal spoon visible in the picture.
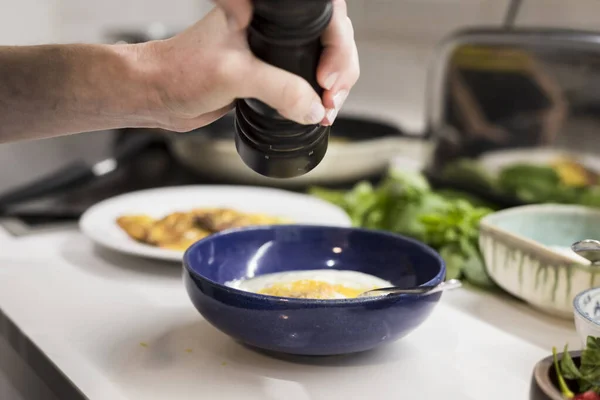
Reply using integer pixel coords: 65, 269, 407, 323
357, 279, 463, 298
572, 239, 600, 265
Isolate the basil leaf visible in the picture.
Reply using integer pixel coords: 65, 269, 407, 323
310, 169, 496, 288
439, 245, 465, 281
560, 345, 583, 380
462, 249, 496, 288
578, 379, 594, 393
553, 347, 575, 398
579, 337, 600, 388
587, 336, 600, 351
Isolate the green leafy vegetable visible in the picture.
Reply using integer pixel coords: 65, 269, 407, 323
438, 157, 600, 208
434, 189, 499, 210
309, 169, 494, 288
498, 164, 564, 203
579, 337, 600, 390
554, 346, 576, 399
579, 187, 600, 208
462, 246, 495, 288
561, 344, 583, 380
440, 159, 497, 192
309, 182, 378, 227
496, 163, 598, 205
419, 200, 488, 249
553, 336, 600, 397
438, 245, 465, 280
420, 200, 494, 287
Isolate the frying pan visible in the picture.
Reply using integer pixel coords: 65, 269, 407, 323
167, 113, 432, 188
0, 114, 431, 212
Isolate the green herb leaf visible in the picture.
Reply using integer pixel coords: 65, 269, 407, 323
498, 164, 561, 203
440, 159, 497, 192
560, 344, 583, 380
579, 336, 600, 388
308, 187, 346, 208
553, 346, 575, 399
579, 186, 600, 208
434, 189, 499, 210
462, 248, 496, 288
439, 245, 465, 280
578, 380, 594, 393
586, 336, 600, 351
310, 169, 496, 287
387, 168, 431, 192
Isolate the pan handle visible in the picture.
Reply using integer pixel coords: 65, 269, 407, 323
0, 161, 94, 210
0, 134, 155, 210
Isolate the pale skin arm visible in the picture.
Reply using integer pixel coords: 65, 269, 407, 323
0, 44, 165, 142
0, 0, 359, 144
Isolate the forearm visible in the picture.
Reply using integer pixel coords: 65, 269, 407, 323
0, 43, 160, 143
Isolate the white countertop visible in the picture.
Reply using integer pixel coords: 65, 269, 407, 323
0, 40, 583, 399
0, 227, 582, 400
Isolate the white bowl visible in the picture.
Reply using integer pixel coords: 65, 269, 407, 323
573, 287, 600, 345
479, 204, 600, 319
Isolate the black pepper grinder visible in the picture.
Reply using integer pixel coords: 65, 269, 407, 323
234, 0, 333, 179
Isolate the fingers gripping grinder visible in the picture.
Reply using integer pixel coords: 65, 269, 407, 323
234, 0, 333, 178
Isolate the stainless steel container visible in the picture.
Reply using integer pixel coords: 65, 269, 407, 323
425, 28, 600, 207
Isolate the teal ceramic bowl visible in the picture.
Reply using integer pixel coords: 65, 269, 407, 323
479, 204, 600, 319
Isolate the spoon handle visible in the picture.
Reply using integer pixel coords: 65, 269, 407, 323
363, 279, 462, 297
425, 279, 463, 295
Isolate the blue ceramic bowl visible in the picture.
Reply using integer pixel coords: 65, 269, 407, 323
183, 225, 446, 356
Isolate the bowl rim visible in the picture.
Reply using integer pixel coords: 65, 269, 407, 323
183, 224, 446, 306
573, 287, 600, 327
481, 204, 600, 224
480, 204, 600, 270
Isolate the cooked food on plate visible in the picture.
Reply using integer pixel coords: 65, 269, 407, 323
440, 155, 600, 206
226, 269, 393, 300
117, 208, 288, 251
551, 157, 599, 187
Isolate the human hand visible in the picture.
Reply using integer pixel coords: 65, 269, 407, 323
144, 0, 359, 132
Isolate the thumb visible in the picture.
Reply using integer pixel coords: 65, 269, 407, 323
213, 0, 252, 31
240, 59, 326, 125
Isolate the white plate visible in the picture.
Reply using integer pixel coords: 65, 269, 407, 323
478, 147, 600, 175
79, 185, 352, 262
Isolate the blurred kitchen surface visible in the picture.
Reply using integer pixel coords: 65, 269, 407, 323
0, 0, 599, 192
